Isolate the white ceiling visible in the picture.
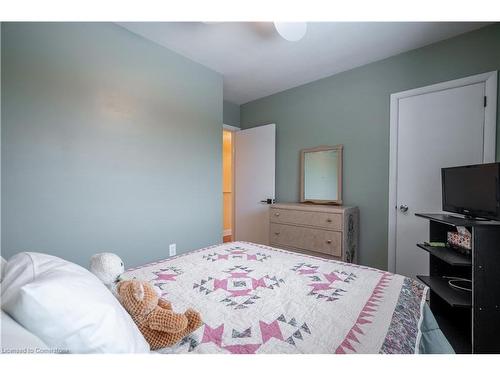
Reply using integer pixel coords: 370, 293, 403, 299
118, 22, 489, 105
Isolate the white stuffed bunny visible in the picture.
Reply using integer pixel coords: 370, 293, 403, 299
89, 253, 125, 295
89, 253, 162, 297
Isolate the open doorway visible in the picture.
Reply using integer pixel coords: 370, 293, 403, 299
222, 125, 238, 242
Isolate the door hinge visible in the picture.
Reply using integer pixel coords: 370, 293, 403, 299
484, 96, 487, 107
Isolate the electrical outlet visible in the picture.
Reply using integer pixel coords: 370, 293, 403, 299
169, 243, 176, 256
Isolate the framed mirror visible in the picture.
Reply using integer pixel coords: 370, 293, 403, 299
300, 145, 343, 205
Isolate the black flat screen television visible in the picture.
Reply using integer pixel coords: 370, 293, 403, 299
442, 162, 500, 220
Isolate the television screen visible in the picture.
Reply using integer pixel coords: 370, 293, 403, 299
442, 163, 500, 220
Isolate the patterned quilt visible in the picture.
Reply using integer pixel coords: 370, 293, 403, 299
122, 242, 428, 354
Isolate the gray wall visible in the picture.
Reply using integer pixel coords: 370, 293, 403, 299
241, 23, 500, 270
223, 100, 240, 127
1, 23, 223, 268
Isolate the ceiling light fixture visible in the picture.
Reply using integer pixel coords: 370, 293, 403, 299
273, 22, 307, 42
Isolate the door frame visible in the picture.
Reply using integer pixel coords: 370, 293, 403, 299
223, 124, 240, 241
388, 71, 497, 273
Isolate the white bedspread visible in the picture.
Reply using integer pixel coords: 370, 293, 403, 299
122, 242, 427, 354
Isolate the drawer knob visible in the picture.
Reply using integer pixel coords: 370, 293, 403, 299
326, 240, 332, 244
274, 212, 280, 216
274, 232, 280, 235
326, 218, 332, 223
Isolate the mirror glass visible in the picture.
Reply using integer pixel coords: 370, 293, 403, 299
301, 145, 343, 204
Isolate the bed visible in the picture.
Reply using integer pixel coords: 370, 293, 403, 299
122, 241, 453, 354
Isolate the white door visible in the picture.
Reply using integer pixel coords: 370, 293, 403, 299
234, 124, 276, 244
390, 73, 497, 280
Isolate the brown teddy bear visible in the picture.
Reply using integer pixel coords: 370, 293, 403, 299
117, 279, 203, 350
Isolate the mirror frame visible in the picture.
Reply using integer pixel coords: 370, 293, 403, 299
300, 144, 343, 205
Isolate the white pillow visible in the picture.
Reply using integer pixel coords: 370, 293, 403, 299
1, 252, 149, 353
1, 256, 6, 282
1, 310, 49, 353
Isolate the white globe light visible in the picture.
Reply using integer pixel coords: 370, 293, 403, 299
274, 22, 307, 42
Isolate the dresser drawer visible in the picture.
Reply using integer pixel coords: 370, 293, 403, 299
270, 223, 342, 257
270, 208, 342, 231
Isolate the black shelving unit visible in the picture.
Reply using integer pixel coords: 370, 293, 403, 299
416, 213, 500, 354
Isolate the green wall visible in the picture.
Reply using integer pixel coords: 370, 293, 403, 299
1, 22, 223, 268
223, 100, 240, 127
241, 23, 500, 270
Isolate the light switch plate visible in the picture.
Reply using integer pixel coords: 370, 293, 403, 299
169, 243, 176, 256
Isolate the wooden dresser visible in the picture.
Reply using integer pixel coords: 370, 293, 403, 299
269, 203, 359, 263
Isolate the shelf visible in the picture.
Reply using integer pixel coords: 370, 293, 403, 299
432, 309, 472, 354
416, 243, 471, 267
415, 213, 500, 227
417, 275, 471, 308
